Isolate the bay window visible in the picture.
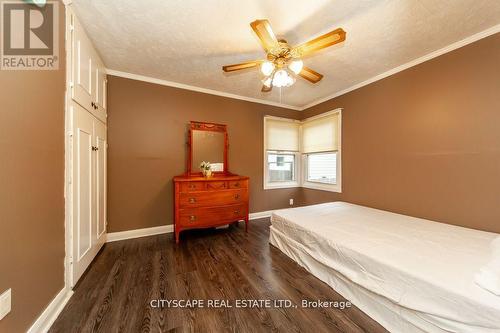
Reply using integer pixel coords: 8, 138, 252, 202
263, 109, 341, 192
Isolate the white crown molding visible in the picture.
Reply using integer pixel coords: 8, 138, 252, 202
300, 23, 500, 110
107, 225, 174, 242
27, 287, 74, 333
105, 69, 302, 111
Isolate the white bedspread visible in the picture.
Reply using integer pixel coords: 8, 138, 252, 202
270, 202, 500, 333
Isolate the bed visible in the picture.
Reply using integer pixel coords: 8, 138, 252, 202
269, 202, 500, 333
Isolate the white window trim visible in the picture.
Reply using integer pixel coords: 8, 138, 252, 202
263, 116, 301, 189
263, 109, 342, 192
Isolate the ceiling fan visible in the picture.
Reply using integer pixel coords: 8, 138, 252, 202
222, 20, 346, 92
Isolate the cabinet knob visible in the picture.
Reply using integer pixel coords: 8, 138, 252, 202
234, 210, 240, 215
234, 182, 240, 187
234, 194, 240, 200
189, 198, 196, 203
189, 215, 196, 221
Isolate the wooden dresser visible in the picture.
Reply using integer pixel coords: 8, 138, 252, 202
173, 174, 249, 243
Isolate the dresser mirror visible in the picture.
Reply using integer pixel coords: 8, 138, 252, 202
188, 121, 228, 174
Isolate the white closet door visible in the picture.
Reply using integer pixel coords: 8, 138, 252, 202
71, 16, 94, 111
94, 56, 107, 115
71, 102, 100, 285
94, 119, 107, 248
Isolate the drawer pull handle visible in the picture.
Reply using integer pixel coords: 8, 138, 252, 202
234, 194, 240, 200
189, 215, 196, 221
234, 182, 240, 187
189, 198, 196, 203
234, 210, 240, 215
189, 184, 195, 189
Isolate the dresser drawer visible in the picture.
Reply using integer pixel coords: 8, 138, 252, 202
179, 204, 247, 227
205, 181, 227, 190
179, 182, 205, 192
228, 179, 248, 189
179, 189, 247, 208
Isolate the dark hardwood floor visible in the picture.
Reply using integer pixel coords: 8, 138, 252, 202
50, 219, 387, 333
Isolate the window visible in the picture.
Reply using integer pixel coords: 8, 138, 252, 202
264, 117, 300, 189
301, 110, 341, 192
267, 152, 296, 182
306, 152, 337, 184
263, 110, 341, 192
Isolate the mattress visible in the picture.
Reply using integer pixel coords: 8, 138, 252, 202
270, 202, 500, 333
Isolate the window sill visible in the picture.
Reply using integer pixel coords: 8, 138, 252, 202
264, 182, 300, 190
302, 182, 342, 193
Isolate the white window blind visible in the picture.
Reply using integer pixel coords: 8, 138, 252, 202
301, 113, 339, 153
265, 118, 300, 152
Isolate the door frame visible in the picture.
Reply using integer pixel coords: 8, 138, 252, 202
64, 3, 73, 290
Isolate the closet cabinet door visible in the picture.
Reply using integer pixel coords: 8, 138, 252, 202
71, 102, 99, 285
94, 57, 107, 115
71, 16, 94, 111
94, 119, 107, 248
70, 102, 107, 287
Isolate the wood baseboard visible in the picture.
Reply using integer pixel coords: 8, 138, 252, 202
249, 210, 273, 220
27, 287, 73, 333
106, 210, 274, 243
107, 225, 175, 242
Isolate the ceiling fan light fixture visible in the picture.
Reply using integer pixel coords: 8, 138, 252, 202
260, 61, 275, 76
222, 20, 345, 90
272, 69, 295, 87
262, 76, 273, 88
288, 59, 303, 75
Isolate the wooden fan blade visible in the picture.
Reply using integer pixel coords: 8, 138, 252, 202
250, 19, 279, 52
222, 60, 261, 72
293, 28, 346, 57
299, 67, 324, 83
261, 84, 272, 92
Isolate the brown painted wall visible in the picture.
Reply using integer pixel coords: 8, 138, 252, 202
107, 77, 301, 232
0, 2, 66, 332
299, 33, 500, 233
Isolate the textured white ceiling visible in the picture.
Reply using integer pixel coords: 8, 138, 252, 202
72, 0, 500, 109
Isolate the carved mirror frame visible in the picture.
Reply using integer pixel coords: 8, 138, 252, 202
187, 121, 229, 175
